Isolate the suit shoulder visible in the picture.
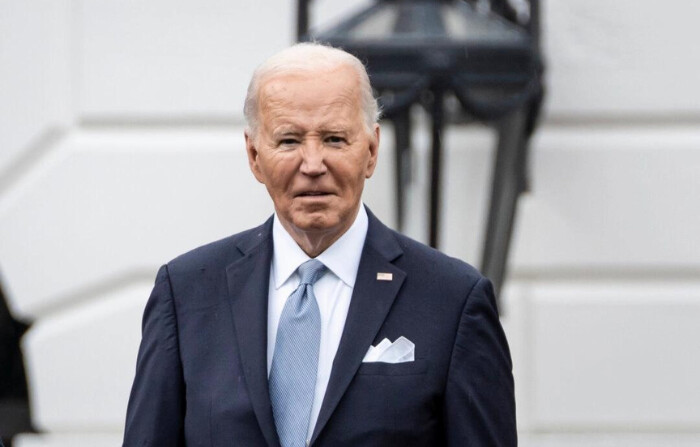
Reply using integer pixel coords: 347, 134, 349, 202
166, 219, 271, 274
389, 230, 484, 287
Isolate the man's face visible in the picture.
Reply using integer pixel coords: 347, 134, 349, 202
245, 65, 379, 245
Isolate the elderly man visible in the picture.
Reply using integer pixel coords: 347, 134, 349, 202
124, 43, 515, 446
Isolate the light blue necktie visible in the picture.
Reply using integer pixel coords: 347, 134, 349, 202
269, 259, 326, 447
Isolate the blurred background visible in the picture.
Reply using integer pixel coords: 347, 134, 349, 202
1, 0, 700, 446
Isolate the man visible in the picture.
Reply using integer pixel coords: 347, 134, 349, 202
124, 43, 515, 446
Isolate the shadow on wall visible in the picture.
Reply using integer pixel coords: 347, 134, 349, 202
0, 276, 33, 447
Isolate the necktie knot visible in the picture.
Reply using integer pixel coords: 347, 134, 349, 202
297, 259, 326, 286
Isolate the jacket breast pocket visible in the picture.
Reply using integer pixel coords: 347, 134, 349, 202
356, 359, 428, 376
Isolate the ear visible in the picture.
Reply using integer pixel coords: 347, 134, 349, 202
245, 131, 265, 184
364, 123, 380, 179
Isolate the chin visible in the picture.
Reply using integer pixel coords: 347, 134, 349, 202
288, 211, 342, 233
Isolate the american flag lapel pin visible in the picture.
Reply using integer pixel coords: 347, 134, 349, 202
376, 272, 393, 281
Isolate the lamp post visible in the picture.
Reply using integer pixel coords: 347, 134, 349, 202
299, 0, 544, 303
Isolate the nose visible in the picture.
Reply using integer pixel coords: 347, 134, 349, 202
299, 140, 327, 177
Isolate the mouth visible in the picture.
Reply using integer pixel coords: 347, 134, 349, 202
296, 191, 332, 197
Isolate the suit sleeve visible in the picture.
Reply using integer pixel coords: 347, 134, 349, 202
123, 265, 186, 446
444, 277, 517, 446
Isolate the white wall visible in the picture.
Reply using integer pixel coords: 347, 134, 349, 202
1, 1, 699, 445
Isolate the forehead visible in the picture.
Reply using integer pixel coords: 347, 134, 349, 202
257, 66, 363, 127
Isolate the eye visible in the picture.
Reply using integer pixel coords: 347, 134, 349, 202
325, 135, 347, 145
278, 138, 300, 147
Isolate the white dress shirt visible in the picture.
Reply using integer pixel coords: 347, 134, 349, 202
267, 205, 368, 441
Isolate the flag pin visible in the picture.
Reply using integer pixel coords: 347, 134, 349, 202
377, 272, 393, 281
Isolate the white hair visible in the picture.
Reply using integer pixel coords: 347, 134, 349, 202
243, 42, 380, 136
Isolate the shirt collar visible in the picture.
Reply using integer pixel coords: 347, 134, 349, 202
272, 205, 368, 289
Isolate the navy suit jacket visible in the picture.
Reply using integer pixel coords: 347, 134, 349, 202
123, 209, 516, 446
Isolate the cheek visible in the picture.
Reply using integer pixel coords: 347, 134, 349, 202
337, 174, 367, 201
260, 156, 295, 186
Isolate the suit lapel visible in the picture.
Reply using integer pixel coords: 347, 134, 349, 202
226, 219, 281, 447
311, 211, 406, 443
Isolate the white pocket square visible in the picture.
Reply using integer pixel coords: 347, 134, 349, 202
362, 336, 415, 363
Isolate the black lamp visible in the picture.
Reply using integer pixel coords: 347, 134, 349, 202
300, 0, 544, 302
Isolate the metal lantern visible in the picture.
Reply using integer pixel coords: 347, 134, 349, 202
300, 0, 545, 302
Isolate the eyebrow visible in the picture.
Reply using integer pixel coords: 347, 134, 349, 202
272, 127, 302, 138
322, 128, 350, 134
